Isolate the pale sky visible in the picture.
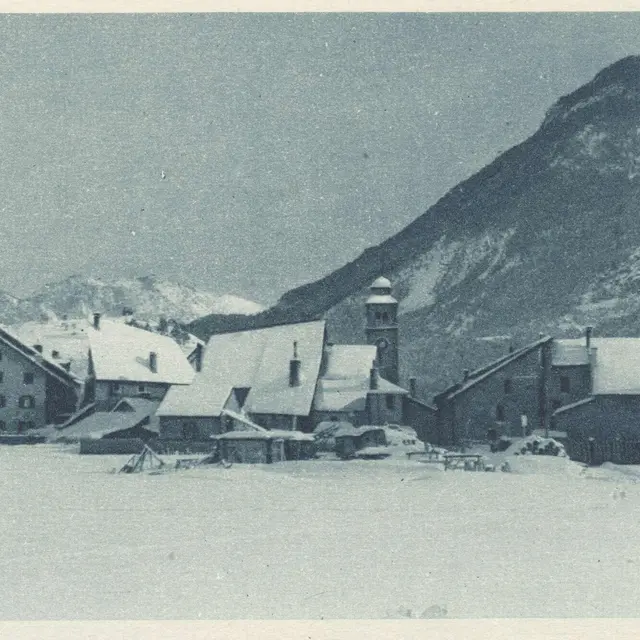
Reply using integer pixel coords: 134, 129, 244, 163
0, 13, 638, 304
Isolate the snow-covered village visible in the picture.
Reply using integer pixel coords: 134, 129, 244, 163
4, 12, 640, 632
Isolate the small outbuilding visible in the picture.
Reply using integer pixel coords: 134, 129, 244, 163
213, 431, 286, 464
334, 425, 387, 459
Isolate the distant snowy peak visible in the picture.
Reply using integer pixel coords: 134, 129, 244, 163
208, 294, 265, 316
0, 275, 265, 326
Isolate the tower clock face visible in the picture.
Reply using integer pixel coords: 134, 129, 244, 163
376, 337, 389, 351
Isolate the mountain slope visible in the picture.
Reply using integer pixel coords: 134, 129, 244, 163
190, 56, 640, 397
0, 275, 264, 326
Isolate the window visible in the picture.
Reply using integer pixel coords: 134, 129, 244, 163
374, 312, 382, 321
138, 384, 146, 394
0, 395, 6, 408
18, 395, 35, 409
385, 394, 395, 410
0, 421, 5, 432
0, 352, 3, 361
560, 376, 571, 393
0, 372, 4, 383
382, 312, 390, 323
504, 378, 513, 394
23, 372, 34, 385
109, 383, 122, 396
496, 403, 505, 422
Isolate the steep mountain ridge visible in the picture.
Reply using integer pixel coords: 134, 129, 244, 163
189, 56, 640, 397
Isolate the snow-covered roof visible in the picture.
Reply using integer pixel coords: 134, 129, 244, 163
552, 339, 591, 366
365, 294, 398, 305
9, 320, 91, 380
314, 344, 406, 412
221, 409, 267, 432
55, 398, 160, 440
370, 276, 391, 289
553, 396, 595, 415
334, 425, 386, 438
367, 276, 397, 304
267, 430, 315, 441
157, 320, 326, 418
88, 319, 194, 385
554, 337, 640, 394
0, 325, 82, 388
214, 430, 284, 441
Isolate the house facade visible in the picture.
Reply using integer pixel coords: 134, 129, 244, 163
83, 314, 194, 411
434, 337, 554, 446
0, 327, 81, 432
551, 336, 640, 463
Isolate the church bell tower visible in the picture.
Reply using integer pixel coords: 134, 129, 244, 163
365, 276, 399, 384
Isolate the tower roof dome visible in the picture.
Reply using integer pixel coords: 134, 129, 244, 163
366, 275, 397, 305
370, 276, 391, 290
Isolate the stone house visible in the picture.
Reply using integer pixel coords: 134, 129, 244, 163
434, 336, 554, 446
432, 326, 640, 453
552, 337, 640, 462
0, 326, 81, 432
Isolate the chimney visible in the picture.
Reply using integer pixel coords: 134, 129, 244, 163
369, 366, 379, 390
409, 376, 417, 398
149, 351, 157, 373
463, 369, 470, 381
61, 362, 71, 372
289, 341, 301, 387
51, 350, 59, 359
508, 344, 515, 354
194, 343, 203, 373
586, 326, 593, 351
33, 344, 43, 354
93, 313, 101, 330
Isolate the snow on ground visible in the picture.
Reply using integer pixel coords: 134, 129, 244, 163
1, 445, 640, 619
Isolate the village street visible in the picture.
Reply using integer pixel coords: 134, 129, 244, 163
0, 445, 639, 620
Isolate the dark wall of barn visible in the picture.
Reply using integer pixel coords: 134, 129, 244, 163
402, 397, 438, 444
438, 348, 544, 445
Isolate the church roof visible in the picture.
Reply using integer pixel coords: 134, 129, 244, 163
157, 320, 326, 418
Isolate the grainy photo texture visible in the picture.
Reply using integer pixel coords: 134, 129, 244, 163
0, 12, 640, 627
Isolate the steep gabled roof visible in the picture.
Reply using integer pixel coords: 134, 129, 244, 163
157, 320, 326, 418
404, 395, 438, 412
436, 335, 553, 402
87, 319, 194, 385
0, 325, 81, 388
55, 398, 160, 440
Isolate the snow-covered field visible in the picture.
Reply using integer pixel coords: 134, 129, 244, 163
1, 445, 640, 620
